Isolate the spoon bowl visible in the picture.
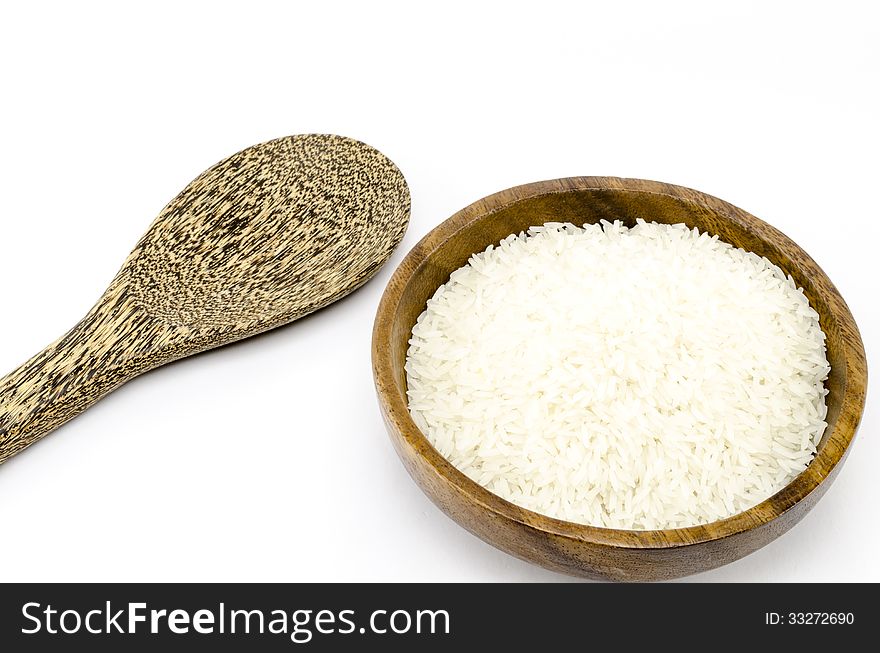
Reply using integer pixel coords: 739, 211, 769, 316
0, 134, 410, 464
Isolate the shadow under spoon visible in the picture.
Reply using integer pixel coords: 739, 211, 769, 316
0, 134, 411, 464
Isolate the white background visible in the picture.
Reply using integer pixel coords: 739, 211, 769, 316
0, 1, 876, 582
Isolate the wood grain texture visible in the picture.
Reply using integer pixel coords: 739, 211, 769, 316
372, 177, 867, 581
0, 134, 410, 464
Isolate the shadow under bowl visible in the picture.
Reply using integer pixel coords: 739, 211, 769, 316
372, 177, 867, 581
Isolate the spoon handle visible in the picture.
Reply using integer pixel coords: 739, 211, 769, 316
0, 286, 164, 464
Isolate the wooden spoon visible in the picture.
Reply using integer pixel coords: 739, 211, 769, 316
0, 134, 410, 464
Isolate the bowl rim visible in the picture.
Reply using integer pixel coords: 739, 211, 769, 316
372, 176, 868, 550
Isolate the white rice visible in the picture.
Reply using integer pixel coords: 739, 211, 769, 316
404, 220, 830, 530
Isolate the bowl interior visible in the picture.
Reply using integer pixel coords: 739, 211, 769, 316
385, 184, 853, 509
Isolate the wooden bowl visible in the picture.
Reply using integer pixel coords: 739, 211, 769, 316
372, 177, 867, 581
